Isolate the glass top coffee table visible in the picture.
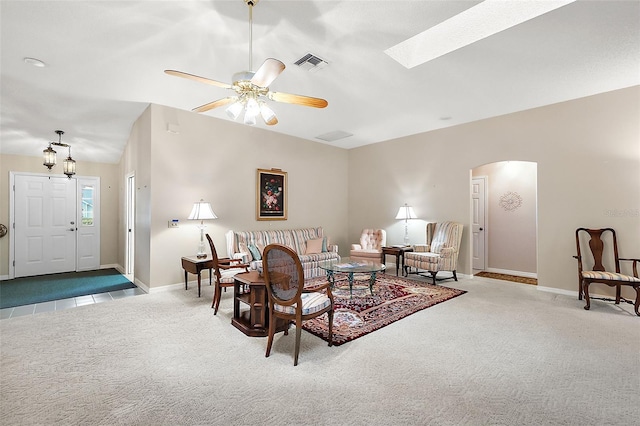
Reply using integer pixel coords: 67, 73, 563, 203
319, 258, 386, 297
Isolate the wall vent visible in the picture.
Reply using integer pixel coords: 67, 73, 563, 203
294, 53, 328, 72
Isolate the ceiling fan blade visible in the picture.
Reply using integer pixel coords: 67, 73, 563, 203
192, 97, 237, 113
250, 58, 285, 87
269, 91, 328, 108
164, 70, 232, 89
264, 116, 278, 126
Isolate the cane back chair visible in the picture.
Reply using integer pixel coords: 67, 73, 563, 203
262, 244, 334, 366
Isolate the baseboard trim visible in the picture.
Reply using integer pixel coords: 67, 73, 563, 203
485, 268, 537, 279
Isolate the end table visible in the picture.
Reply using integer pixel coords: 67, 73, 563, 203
181, 256, 214, 297
381, 246, 414, 276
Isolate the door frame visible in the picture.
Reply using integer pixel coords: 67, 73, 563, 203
9, 171, 101, 279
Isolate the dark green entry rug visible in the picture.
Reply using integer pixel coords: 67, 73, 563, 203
0, 269, 135, 309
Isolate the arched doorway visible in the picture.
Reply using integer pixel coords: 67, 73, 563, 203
471, 161, 538, 283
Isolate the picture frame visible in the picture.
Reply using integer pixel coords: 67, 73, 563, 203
256, 168, 287, 221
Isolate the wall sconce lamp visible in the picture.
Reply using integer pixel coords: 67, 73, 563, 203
43, 130, 76, 179
188, 199, 218, 258
395, 203, 417, 245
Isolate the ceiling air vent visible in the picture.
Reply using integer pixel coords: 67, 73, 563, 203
315, 131, 353, 142
294, 53, 328, 72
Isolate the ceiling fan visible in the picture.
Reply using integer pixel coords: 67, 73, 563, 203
165, 0, 328, 126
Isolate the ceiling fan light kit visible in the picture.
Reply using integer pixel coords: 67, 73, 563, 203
165, 0, 327, 126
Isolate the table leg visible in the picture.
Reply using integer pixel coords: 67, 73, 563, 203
233, 279, 241, 320
197, 272, 202, 297
348, 272, 354, 298
184, 270, 188, 290
369, 271, 377, 295
395, 253, 401, 276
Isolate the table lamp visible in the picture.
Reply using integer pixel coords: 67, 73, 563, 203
395, 203, 417, 245
188, 199, 218, 258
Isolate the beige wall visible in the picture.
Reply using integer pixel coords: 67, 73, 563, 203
473, 161, 537, 274
0, 154, 120, 277
348, 86, 640, 296
4, 86, 638, 300
120, 104, 349, 290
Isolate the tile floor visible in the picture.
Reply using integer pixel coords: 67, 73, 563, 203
0, 286, 147, 320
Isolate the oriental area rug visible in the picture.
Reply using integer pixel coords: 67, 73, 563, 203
302, 275, 466, 346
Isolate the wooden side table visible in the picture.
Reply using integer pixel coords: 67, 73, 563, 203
232, 271, 289, 337
381, 246, 414, 276
181, 256, 214, 297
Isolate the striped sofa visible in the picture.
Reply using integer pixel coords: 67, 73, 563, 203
225, 227, 340, 279
404, 221, 464, 284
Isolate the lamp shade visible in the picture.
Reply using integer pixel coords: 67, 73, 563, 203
395, 204, 417, 220
188, 200, 217, 220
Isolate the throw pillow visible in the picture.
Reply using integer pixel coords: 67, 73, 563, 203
238, 242, 250, 256
256, 243, 266, 256
248, 244, 262, 261
305, 238, 323, 254
322, 237, 328, 253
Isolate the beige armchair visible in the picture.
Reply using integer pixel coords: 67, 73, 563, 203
404, 222, 463, 285
350, 229, 386, 262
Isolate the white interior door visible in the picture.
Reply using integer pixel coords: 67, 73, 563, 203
472, 177, 487, 270
14, 174, 77, 277
125, 173, 135, 277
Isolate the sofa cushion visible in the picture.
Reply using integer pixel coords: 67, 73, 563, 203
305, 238, 323, 254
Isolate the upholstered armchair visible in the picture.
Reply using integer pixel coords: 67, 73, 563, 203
350, 229, 386, 262
404, 222, 464, 285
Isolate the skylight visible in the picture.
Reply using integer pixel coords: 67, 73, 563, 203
385, 0, 576, 69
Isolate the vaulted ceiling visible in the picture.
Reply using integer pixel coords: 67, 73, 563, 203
1, 1, 638, 164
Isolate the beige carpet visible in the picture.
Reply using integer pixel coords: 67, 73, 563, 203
1, 275, 638, 425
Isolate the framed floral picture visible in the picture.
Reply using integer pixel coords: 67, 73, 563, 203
257, 168, 287, 220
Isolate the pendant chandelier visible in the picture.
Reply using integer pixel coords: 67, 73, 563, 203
43, 130, 76, 179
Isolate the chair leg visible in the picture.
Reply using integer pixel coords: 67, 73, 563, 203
452, 270, 458, 282
294, 319, 302, 366
429, 271, 437, 285
634, 287, 640, 316
583, 280, 591, 311
212, 284, 222, 314
615, 284, 621, 304
327, 310, 334, 347
265, 311, 276, 358
578, 278, 583, 300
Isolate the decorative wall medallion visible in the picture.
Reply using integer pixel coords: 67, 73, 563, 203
499, 191, 523, 212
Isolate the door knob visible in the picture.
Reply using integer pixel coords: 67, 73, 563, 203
479, 227, 484, 231
69, 228, 75, 231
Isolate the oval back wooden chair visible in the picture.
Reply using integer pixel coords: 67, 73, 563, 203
262, 244, 334, 366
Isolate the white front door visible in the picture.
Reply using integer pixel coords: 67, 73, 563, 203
14, 174, 77, 277
472, 177, 487, 270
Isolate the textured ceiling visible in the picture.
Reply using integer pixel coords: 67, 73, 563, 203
1, 0, 639, 164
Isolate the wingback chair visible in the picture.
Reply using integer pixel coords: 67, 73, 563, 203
350, 229, 387, 262
404, 222, 464, 285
